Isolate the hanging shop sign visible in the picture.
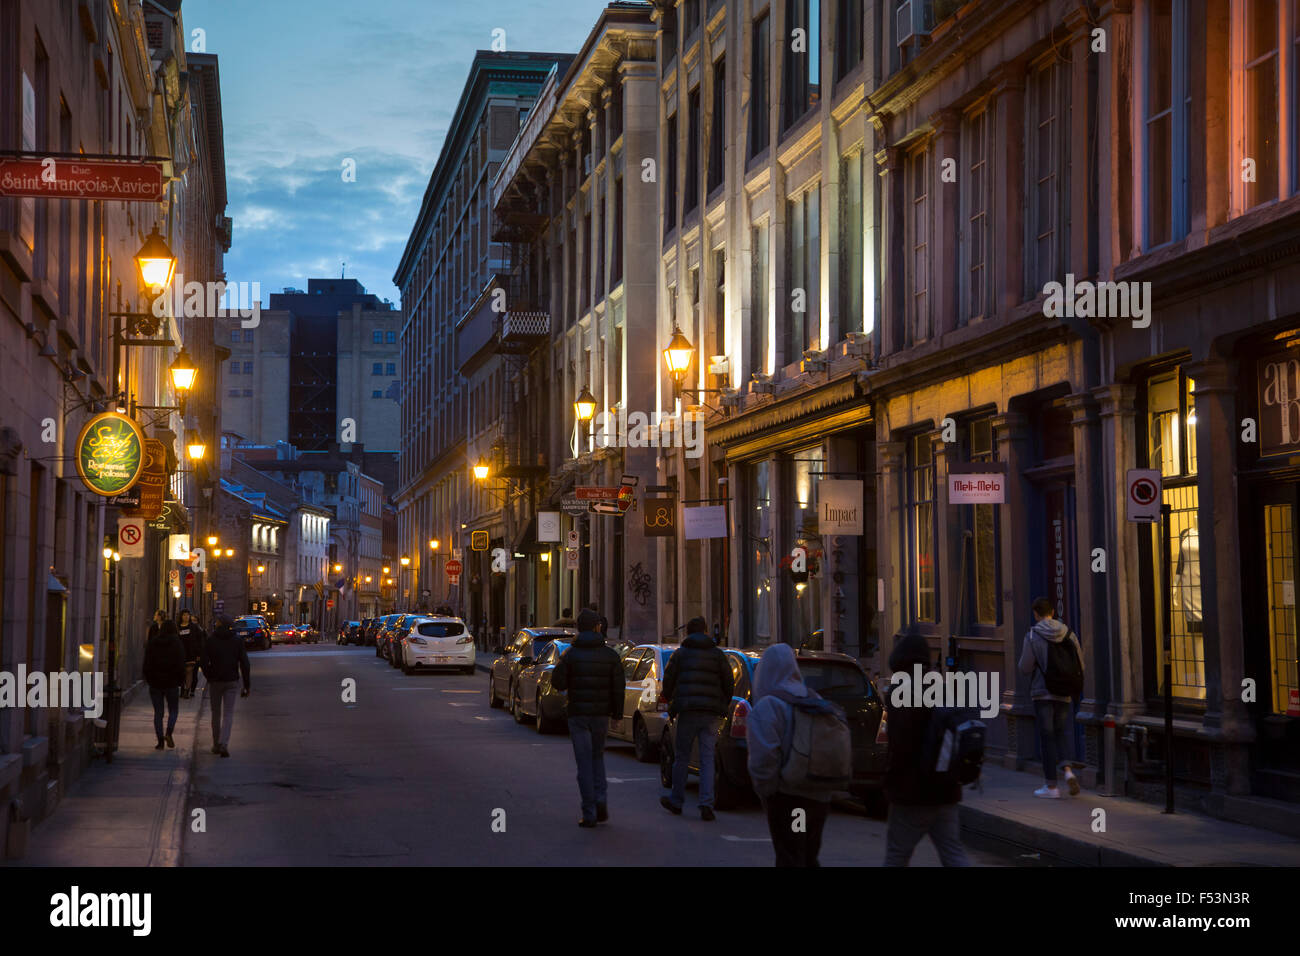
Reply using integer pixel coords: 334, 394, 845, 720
0, 156, 165, 201
74, 412, 146, 497
683, 505, 728, 540
561, 493, 587, 516
124, 439, 169, 521
537, 511, 561, 542
642, 499, 676, 537
819, 480, 865, 534
1258, 348, 1300, 458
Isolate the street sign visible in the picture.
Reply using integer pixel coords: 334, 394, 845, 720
0, 156, 166, 201
566, 530, 580, 549
1126, 469, 1162, 522
564, 547, 580, 570
168, 570, 179, 588
449, 574, 460, 588
184, 571, 195, 592
445, 559, 463, 577
575, 486, 623, 500
326, 598, 334, 610
117, 516, 145, 557
471, 530, 489, 551
213, 599, 225, 614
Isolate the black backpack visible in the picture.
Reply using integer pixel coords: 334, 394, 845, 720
1042, 631, 1084, 698
922, 707, 986, 786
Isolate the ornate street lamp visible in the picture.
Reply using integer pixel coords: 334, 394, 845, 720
472, 457, 490, 481
663, 324, 694, 385
574, 386, 597, 424
135, 227, 177, 294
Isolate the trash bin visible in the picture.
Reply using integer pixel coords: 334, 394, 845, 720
6, 800, 30, 860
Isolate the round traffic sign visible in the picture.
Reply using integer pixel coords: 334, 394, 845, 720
120, 523, 142, 546
1130, 477, 1158, 506
445, 559, 463, 576
184, 571, 195, 591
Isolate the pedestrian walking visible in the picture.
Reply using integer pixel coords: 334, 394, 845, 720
660, 616, 734, 820
882, 625, 971, 866
1018, 596, 1084, 798
143, 620, 186, 750
550, 608, 624, 828
176, 608, 206, 699
746, 642, 848, 866
147, 608, 166, 642
200, 614, 251, 758
585, 601, 609, 637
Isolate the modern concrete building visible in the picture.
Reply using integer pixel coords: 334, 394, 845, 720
394, 50, 573, 622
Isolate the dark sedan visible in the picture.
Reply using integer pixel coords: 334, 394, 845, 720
487, 627, 577, 711
511, 638, 574, 734
233, 615, 270, 651
658, 648, 888, 812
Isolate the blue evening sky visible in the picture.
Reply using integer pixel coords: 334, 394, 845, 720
183, 0, 616, 305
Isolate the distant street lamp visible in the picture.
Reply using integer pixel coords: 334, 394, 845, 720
207, 535, 218, 547
169, 347, 198, 393
663, 324, 694, 385
186, 431, 207, 461
574, 386, 597, 423
472, 457, 489, 481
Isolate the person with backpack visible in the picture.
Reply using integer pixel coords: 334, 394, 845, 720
746, 642, 851, 866
550, 609, 625, 828
176, 608, 206, 699
660, 616, 735, 820
882, 625, 972, 866
200, 614, 251, 758
1018, 596, 1084, 798
143, 619, 187, 750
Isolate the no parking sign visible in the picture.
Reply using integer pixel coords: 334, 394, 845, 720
1126, 469, 1162, 522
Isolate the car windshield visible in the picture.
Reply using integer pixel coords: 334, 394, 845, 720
799, 661, 869, 698
416, 621, 465, 637
529, 639, 553, 659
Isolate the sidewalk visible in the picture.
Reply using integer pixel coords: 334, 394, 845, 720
960, 763, 1300, 866
5, 684, 202, 867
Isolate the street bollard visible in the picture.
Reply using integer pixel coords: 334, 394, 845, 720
1100, 715, 1117, 796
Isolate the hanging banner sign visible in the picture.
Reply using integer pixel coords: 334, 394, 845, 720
820, 480, 865, 534
643, 499, 676, 537
948, 473, 1006, 505
124, 439, 169, 521
1257, 348, 1300, 458
74, 412, 146, 497
538, 511, 561, 542
0, 156, 166, 201
683, 505, 728, 540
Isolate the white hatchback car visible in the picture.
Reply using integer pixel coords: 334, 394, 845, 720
398, 617, 476, 675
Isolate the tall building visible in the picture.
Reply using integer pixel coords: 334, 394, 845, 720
394, 50, 573, 621
218, 278, 401, 453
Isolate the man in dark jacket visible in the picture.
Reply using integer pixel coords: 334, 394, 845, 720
882, 625, 969, 866
551, 609, 624, 827
661, 617, 735, 820
176, 609, 206, 699
200, 614, 251, 758
143, 620, 187, 749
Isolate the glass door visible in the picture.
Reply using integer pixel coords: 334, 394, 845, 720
1264, 501, 1298, 715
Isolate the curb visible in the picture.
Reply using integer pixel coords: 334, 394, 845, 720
957, 804, 1163, 867
147, 685, 205, 868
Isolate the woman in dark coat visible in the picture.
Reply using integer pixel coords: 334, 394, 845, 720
176, 609, 207, 699
143, 620, 187, 749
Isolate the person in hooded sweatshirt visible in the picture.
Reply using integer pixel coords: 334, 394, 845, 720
660, 616, 734, 820
1018, 596, 1084, 798
176, 608, 206, 699
746, 643, 836, 867
143, 620, 187, 750
551, 608, 625, 828
882, 625, 970, 866
200, 614, 251, 758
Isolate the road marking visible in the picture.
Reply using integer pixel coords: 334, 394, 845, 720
721, 835, 772, 843
606, 777, 659, 784
473, 716, 492, 721
448, 702, 474, 707
390, 687, 439, 691
440, 689, 478, 693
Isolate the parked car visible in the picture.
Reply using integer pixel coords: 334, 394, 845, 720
234, 615, 270, 651
487, 627, 577, 710
365, 617, 389, 646
657, 648, 888, 811
338, 620, 364, 645
511, 637, 574, 734
607, 643, 679, 762
396, 616, 475, 674
382, 614, 421, 665
271, 623, 301, 645
375, 614, 409, 659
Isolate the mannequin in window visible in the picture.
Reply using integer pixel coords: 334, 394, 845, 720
1173, 527, 1201, 634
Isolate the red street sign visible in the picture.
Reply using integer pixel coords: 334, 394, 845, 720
449, 574, 460, 588
0, 157, 165, 201
575, 486, 622, 500
326, 599, 334, 609
445, 559, 463, 576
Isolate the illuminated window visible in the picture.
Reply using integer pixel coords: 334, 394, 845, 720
907, 432, 937, 622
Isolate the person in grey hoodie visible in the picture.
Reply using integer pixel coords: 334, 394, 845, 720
1018, 596, 1084, 798
746, 643, 835, 867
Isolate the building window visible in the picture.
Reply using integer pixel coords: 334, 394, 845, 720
751, 222, 770, 378
228, 388, 240, 398
685, 86, 701, 215
1147, 369, 1203, 700
1236, 0, 1282, 209
372, 330, 383, 344
1026, 58, 1071, 292
372, 362, 383, 375
386, 362, 396, 375
786, 184, 821, 358
612, 176, 624, 287
387, 330, 396, 344
230, 359, 240, 374
840, 152, 864, 337
907, 432, 937, 622
968, 417, 999, 625
962, 107, 990, 322
749, 12, 771, 160
662, 1, 677, 73
243, 361, 253, 374
665, 113, 678, 236
745, 459, 774, 645
713, 247, 726, 360
835, 0, 863, 82
1145, 0, 1190, 247
782, 0, 821, 133
1264, 502, 1297, 715
787, 447, 824, 642
242, 388, 253, 397
230, 329, 240, 343
708, 57, 726, 195
372, 389, 382, 399
906, 147, 931, 345
244, 329, 254, 342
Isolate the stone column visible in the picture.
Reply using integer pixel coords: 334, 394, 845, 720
1093, 383, 1145, 722
1186, 358, 1253, 794
929, 109, 961, 338
990, 62, 1026, 310
993, 411, 1033, 762
930, 427, 959, 640
876, 440, 906, 651
873, 142, 903, 358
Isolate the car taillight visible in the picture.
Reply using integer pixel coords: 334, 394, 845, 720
455, 636, 472, 644
730, 698, 750, 738
875, 709, 888, 744
408, 637, 426, 645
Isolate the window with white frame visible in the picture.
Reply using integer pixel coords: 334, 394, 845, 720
961, 106, 991, 323
1025, 56, 1071, 292
906, 146, 931, 345
1231, 0, 1296, 212
1144, 0, 1190, 248
787, 183, 821, 358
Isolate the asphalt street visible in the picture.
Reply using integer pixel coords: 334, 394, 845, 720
182, 645, 1006, 866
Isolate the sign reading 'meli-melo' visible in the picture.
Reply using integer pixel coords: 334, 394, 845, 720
75, 412, 146, 496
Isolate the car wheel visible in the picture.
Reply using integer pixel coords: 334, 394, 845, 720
713, 751, 743, 811
659, 732, 674, 788
402, 662, 413, 675
633, 716, 658, 763
262, 636, 270, 651
488, 675, 503, 709
512, 690, 527, 724
534, 696, 548, 734
463, 664, 476, 676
